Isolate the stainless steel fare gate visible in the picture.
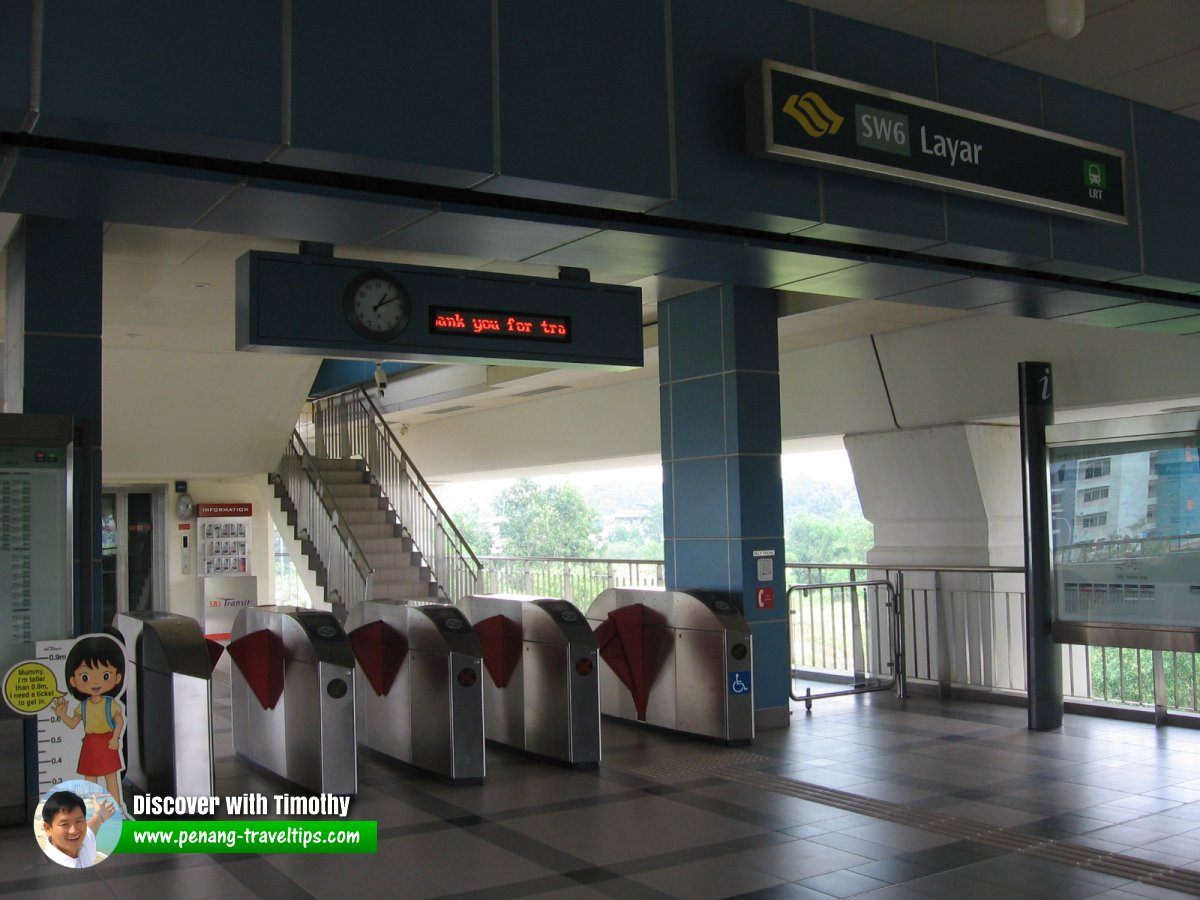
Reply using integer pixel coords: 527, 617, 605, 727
346, 599, 485, 783
228, 606, 357, 795
458, 594, 600, 767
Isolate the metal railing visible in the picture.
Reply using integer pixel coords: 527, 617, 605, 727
272, 431, 373, 614
787, 578, 904, 708
301, 389, 481, 604
477, 557, 665, 612
785, 562, 1200, 717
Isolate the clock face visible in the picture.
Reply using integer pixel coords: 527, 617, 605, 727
343, 270, 411, 341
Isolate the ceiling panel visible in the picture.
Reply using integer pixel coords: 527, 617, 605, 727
527, 227, 742, 278
1, 150, 240, 229
1053, 300, 1200, 328
1121, 315, 1200, 335
879, 274, 1050, 310
104, 224, 215, 266
779, 260, 962, 299
662, 244, 862, 288
976, 290, 1135, 319
372, 209, 599, 261
995, 1, 1200, 89
197, 181, 433, 247
796, 0, 1200, 121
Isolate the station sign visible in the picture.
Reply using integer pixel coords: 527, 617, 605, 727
748, 59, 1127, 224
237, 251, 643, 370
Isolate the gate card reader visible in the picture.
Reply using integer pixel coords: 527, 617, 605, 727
587, 588, 754, 745
346, 600, 484, 784
229, 606, 356, 796
458, 594, 600, 767
113, 611, 222, 799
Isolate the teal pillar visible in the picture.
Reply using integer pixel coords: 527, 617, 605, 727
659, 286, 789, 730
5, 216, 104, 633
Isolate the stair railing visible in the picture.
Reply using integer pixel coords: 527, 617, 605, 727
300, 388, 481, 603
273, 430, 374, 616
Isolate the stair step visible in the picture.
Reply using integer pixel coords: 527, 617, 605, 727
371, 583, 440, 602
334, 497, 387, 513
373, 566, 432, 585
347, 522, 402, 540
339, 511, 391, 529
359, 536, 415, 556
318, 469, 371, 486
365, 551, 422, 570
310, 458, 367, 473
325, 482, 379, 499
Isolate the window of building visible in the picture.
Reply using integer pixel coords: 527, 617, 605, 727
1082, 458, 1111, 479
1080, 513, 1108, 529
1080, 486, 1109, 503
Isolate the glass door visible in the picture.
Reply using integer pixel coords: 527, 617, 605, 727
101, 489, 166, 625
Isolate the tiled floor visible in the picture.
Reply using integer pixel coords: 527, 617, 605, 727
4, 686, 1200, 898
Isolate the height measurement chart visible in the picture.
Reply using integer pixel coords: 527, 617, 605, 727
33, 640, 73, 794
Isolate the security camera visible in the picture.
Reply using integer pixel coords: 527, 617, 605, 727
374, 362, 387, 399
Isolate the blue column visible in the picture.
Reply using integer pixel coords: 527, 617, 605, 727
5, 216, 104, 632
659, 285, 789, 730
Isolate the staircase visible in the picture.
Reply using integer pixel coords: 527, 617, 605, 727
309, 458, 440, 602
268, 388, 481, 621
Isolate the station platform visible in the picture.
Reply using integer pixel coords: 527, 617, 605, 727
3, 683, 1200, 898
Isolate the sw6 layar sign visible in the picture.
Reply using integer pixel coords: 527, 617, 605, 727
748, 59, 1127, 225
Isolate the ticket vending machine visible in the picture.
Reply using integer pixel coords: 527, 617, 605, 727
228, 606, 356, 795
587, 588, 754, 744
113, 611, 222, 798
346, 600, 485, 783
458, 594, 600, 767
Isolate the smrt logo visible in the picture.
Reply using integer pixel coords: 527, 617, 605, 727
782, 91, 844, 138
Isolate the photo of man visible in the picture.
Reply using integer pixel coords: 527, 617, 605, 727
36, 787, 117, 869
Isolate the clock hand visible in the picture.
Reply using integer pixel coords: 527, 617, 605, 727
373, 293, 401, 311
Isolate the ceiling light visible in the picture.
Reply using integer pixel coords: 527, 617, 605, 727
1046, 0, 1085, 40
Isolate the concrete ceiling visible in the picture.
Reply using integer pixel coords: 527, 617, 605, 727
797, 0, 1200, 120
2, 0, 1198, 438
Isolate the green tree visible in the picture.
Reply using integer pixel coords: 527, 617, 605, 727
786, 513, 873, 564
598, 499, 664, 559
494, 478, 598, 557
448, 500, 493, 557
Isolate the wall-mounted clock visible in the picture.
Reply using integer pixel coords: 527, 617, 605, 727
343, 269, 411, 341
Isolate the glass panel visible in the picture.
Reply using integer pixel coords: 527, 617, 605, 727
1050, 437, 1200, 629
127, 492, 155, 613
101, 493, 118, 626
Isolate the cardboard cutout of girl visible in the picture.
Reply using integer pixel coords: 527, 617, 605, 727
50, 635, 126, 812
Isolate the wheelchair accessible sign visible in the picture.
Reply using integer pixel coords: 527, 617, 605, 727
729, 671, 751, 696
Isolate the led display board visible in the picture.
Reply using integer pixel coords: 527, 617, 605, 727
236, 252, 642, 370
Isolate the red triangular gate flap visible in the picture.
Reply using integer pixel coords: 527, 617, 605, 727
473, 614, 523, 688
205, 638, 226, 674
595, 604, 668, 721
347, 619, 408, 696
227, 628, 286, 710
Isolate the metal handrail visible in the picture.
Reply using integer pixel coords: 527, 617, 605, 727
787, 579, 904, 709
302, 388, 481, 603
478, 556, 665, 610
274, 430, 374, 614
